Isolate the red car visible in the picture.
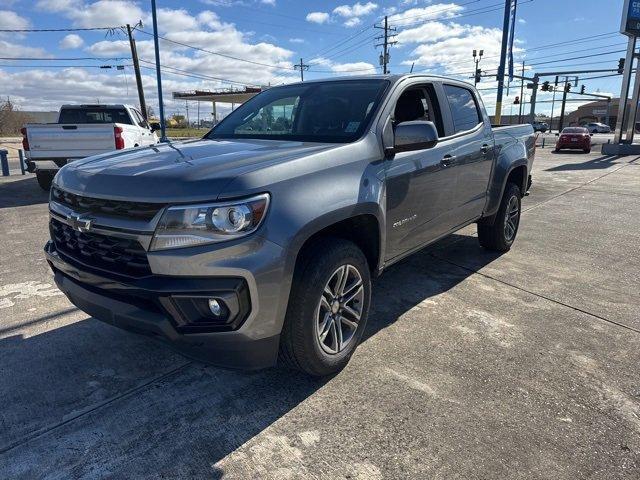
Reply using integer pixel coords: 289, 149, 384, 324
555, 127, 592, 153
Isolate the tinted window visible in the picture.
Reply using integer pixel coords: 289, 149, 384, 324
59, 107, 132, 124
444, 85, 482, 133
208, 80, 389, 143
562, 127, 588, 134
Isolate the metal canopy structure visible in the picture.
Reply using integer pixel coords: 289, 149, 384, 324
172, 87, 264, 124
172, 87, 263, 105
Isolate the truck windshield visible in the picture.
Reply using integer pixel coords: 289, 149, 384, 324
58, 107, 132, 125
206, 79, 389, 143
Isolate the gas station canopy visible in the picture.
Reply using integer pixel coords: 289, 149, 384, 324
172, 87, 263, 105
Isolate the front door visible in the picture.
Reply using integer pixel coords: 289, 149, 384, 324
384, 85, 459, 260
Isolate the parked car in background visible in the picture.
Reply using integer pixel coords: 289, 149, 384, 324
586, 122, 611, 134
531, 121, 548, 133
22, 104, 159, 190
46, 75, 535, 376
555, 127, 591, 153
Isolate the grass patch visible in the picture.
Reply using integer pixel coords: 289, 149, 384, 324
165, 128, 209, 138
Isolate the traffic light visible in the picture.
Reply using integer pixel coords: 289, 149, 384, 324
475, 68, 482, 84
514, 96, 520, 105
619, 58, 625, 74
565, 83, 571, 93
580, 85, 585, 94
541, 81, 550, 91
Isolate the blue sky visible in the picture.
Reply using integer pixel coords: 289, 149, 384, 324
0, 0, 628, 117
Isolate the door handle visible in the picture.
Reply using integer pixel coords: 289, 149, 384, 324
440, 155, 456, 167
480, 144, 491, 154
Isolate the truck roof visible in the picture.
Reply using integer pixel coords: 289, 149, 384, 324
59, 104, 135, 109
278, 73, 476, 89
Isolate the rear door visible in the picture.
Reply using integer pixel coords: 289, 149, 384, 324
441, 83, 494, 223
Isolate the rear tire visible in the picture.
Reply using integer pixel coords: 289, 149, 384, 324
478, 182, 522, 252
584, 148, 591, 153
36, 170, 54, 191
279, 238, 371, 377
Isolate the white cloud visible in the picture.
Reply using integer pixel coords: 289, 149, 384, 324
59, 34, 84, 49
64, 0, 144, 28
310, 57, 376, 76
306, 11, 330, 24
0, 40, 50, 57
388, 3, 463, 26
0, 9, 30, 30
156, 8, 199, 32
35, 0, 81, 12
333, 2, 378, 26
333, 2, 378, 17
289, 38, 305, 44
518, 18, 526, 24
260, 0, 275, 5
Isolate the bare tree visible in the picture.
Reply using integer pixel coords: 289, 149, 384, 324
0, 99, 33, 136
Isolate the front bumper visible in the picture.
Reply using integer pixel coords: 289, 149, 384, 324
45, 236, 289, 370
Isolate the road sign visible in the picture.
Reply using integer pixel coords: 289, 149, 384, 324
621, 0, 640, 36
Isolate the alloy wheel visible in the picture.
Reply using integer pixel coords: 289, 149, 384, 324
315, 264, 364, 355
504, 195, 520, 242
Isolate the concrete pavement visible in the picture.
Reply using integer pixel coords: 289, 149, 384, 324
0, 148, 639, 479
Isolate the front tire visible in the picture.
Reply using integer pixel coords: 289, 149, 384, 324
279, 238, 371, 377
478, 182, 522, 252
36, 170, 54, 191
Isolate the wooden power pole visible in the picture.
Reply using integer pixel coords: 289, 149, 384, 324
126, 23, 148, 119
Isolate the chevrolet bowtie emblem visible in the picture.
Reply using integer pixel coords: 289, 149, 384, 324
67, 214, 93, 233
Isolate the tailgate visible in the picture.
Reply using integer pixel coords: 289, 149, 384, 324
26, 124, 117, 159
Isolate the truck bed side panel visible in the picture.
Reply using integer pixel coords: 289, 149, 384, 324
484, 125, 535, 216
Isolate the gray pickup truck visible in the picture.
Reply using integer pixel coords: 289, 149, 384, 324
46, 75, 535, 376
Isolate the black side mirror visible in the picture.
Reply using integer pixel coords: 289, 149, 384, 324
150, 122, 161, 132
555, 133, 560, 137
590, 133, 593, 137
391, 120, 439, 154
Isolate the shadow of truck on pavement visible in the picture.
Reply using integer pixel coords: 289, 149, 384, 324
0, 233, 503, 478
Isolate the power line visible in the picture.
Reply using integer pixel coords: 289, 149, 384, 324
135, 29, 295, 72
0, 64, 132, 68
0, 26, 123, 32
138, 61, 259, 87
0, 56, 130, 61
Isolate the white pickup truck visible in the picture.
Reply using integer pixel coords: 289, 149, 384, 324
22, 104, 159, 190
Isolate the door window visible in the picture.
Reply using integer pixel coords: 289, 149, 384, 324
443, 85, 482, 133
393, 85, 444, 136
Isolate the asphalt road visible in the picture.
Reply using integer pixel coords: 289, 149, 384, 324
1, 147, 639, 479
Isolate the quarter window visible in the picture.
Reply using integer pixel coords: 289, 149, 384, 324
444, 85, 482, 133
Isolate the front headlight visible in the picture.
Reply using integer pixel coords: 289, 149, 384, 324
150, 193, 270, 251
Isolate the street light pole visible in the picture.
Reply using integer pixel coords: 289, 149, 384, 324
150, 0, 167, 142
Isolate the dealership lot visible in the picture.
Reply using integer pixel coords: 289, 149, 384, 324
0, 147, 639, 479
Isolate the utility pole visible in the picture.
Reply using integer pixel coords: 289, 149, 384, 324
494, 0, 513, 125
294, 58, 308, 81
558, 78, 571, 132
518, 60, 525, 122
549, 79, 558, 132
126, 23, 147, 120
375, 16, 397, 74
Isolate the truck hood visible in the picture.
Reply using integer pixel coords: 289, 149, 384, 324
54, 138, 338, 202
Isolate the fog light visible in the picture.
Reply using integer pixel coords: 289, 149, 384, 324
208, 298, 223, 316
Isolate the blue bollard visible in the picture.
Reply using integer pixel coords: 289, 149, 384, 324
0, 150, 9, 176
